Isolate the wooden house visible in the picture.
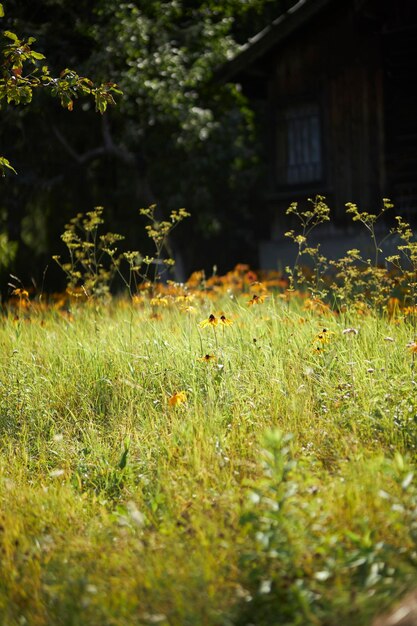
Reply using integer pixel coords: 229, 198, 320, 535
218, 0, 417, 268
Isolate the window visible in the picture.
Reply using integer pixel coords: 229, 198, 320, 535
275, 102, 322, 185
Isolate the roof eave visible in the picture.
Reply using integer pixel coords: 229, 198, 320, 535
216, 0, 336, 84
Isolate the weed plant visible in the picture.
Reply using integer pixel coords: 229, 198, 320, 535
1, 200, 417, 625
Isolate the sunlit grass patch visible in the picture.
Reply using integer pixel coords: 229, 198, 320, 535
1, 273, 417, 625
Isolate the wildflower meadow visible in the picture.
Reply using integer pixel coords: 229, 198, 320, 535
2, 198, 417, 625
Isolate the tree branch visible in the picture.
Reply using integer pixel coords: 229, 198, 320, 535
51, 114, 137, 167
52, 125, 107, 164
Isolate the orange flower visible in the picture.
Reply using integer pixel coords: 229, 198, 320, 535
186, 270, 205, 287
234, 263, 250, 273
407, 341, 417, 354
168, 391, 187, 407
245, 271, 258, 283
60, 310, 74, 323
387, 297, 400, 319
249, 280, 267, 292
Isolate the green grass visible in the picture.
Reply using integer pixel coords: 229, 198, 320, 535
1, 294, 417, 625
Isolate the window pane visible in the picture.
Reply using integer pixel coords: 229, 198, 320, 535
276, 103, 322, 184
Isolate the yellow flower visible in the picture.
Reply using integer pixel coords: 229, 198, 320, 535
12, 288, 29, 299
248, 294, 266, 306
198, 354, 216, 363
249, 281, 267, 293
176, 294, 196, 304
168, 391, 187, 407
150, 295, 169, 307
180, 304, 197, 314
219, 314, 233, 326
314, 328, 333, 344
199, 314, 218, 328
313, 345, 324, 354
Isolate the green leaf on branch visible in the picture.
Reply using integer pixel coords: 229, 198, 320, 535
30, 51, 46, 61
3, 30, 19, 43
93, 83, 121, 114
0, 156, 17, 176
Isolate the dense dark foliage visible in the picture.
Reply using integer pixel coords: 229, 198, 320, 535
0, 0, 283, 287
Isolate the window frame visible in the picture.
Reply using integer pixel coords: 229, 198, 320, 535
272, 97, 325, 191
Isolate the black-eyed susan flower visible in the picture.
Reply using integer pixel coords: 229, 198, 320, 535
219, 314, 233, 326
199, 314, 218, 328
198, 354, 216, 363
168, 391, 187, 407
314, 328, 334, 343
313, 345, 324, 354
248, 294, 266, 306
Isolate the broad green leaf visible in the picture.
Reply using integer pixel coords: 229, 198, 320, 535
3, 30, 19, 43
0, 3, 4, 18
30, 51, 45, 60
